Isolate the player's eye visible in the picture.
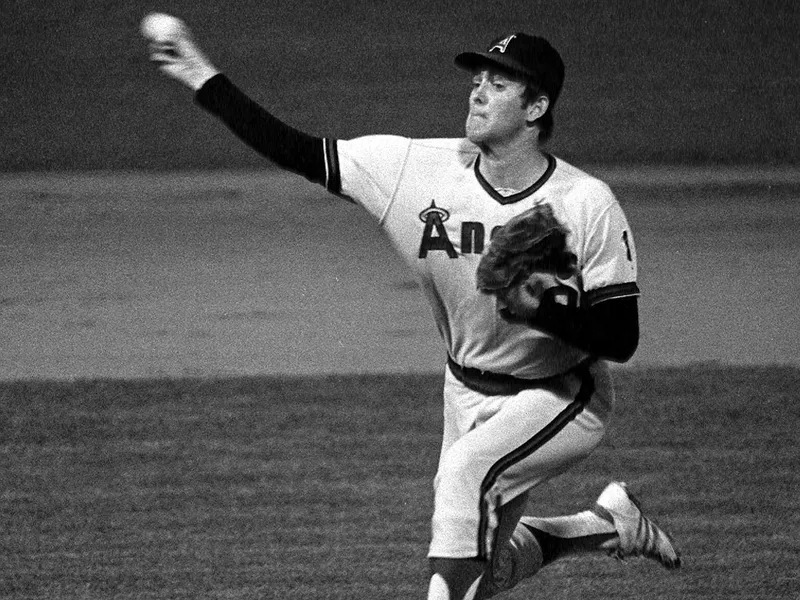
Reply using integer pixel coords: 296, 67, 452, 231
488, 74, 510, 88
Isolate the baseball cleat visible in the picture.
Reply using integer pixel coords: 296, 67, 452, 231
594, 482, 682, 570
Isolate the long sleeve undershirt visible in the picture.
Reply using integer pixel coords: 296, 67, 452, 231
195, 73, 327, 184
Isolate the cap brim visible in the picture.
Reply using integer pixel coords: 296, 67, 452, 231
454, 51, 535, 79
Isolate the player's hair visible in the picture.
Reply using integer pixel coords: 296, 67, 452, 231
521, 82, 554, 142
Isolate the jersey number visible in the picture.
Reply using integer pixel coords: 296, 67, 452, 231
622, 231, 633, 262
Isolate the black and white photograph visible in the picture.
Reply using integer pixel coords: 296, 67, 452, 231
2, 1, 798, 598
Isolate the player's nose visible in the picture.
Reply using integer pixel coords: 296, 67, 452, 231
470, 81, 488, 105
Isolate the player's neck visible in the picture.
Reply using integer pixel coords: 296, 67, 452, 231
477, 142, 550, 192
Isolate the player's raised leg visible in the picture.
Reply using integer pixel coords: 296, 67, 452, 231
521, 481, 681, 570
474, 482, 681, 598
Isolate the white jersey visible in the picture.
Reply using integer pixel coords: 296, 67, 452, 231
325, 135, 639, 379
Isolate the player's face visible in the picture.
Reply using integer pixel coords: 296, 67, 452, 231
465, 68, 529, 146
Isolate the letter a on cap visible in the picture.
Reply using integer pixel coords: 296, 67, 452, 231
489, 34, 517, 53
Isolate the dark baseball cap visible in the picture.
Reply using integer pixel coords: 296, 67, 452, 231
455, 33, 565, 104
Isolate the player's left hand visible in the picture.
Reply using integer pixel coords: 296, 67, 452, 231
476, 203, 579, 325
495, 271, 562, 324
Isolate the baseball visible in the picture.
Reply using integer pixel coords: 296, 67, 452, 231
140, 12, 183, 42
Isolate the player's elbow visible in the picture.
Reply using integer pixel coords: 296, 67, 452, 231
588, 297, 639, 363
603, 326, 639, 363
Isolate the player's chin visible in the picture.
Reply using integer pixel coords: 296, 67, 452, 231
465, 117, 488, 144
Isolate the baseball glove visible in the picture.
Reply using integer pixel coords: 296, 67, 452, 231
476, 204, 578, 321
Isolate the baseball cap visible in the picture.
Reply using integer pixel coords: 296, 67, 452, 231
455, 33, 565, 105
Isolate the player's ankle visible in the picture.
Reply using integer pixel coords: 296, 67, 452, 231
428, 558, 485, 600
524, 525, 618, 563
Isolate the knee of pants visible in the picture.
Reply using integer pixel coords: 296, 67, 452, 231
434, 439, 485, 498
430, 442, 496, 559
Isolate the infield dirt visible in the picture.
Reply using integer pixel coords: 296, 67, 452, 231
1, 170, 798, 380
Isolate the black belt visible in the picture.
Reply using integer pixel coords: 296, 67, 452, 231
446, 355, 594, 397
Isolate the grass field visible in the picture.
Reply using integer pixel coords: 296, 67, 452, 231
2, 366, 798, 599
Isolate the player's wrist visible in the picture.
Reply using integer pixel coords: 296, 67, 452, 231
186, 64, 220, 91
527, 293, 587, 346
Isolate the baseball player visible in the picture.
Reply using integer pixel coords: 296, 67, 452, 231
146, 19, 680, 600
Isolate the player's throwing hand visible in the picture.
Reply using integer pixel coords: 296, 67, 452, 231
141, 13, 219, 91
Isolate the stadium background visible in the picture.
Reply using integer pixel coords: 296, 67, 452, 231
1, 0, 797, 172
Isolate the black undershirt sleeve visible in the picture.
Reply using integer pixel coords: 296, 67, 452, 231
533, 294, 640, 363
194, 73, 329, 187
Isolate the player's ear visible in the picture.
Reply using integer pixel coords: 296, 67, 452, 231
525, 94, 549, 125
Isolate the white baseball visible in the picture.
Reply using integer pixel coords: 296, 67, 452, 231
140, 12, 184, 42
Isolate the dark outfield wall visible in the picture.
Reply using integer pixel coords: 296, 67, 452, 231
2, 0, 797, 172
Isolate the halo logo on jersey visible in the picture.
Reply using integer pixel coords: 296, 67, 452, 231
419, 201, 457, 258
489, 35, 517, 53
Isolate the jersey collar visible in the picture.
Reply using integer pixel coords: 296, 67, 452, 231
474, 153, 556, 205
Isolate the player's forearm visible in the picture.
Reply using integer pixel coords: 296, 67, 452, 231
533, 296, 639, 363
195, 74, 327, 184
